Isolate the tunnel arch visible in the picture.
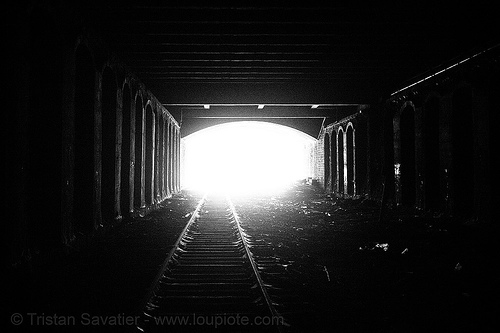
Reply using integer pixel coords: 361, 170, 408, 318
74, 43, 95, 233
134, 92, 144, 209
165, 120, 171, 195
400, 103, 416, 206
158, 111, 165, 200
346, 123, 355, 196
337, 127, 345, 194
324, 133, 331, 189
120, 82, 132, 217
101, 66, 118, 223
184, 121, 316, 141
145, 102, 155, 205
181, 118, 320, 139
330, 129, 337, 194
182, 121, 315, 193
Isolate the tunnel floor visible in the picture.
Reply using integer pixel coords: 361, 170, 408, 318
9, 185, 498, 332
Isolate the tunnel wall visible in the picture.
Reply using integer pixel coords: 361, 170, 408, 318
317, 107, 369, 198
8, 3, 181, 265
316, 47, 499, 225
386, 48, 499, 223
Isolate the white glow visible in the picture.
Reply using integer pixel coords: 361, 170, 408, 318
182, 121, 315, 196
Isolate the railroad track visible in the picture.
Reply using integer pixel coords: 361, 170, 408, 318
137, 194, 283, 332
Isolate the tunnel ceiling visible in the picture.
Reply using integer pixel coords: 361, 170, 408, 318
78, 0, 496, 130
175, 104, 361, 138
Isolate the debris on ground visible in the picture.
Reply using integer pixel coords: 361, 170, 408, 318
232, 182, 498, 331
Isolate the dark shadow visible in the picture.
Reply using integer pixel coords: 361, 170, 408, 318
27, 8, 63, 248
74, 44, 95, 233
101, 67, 117, 223
451, 86, 474, 217
120, 83, 131, 217
145, 104, 154, 205
423, 96, 440, 212
400, 104, 416, 206
134, 94, 143, 208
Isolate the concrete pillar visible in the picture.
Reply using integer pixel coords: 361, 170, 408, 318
119, 83, 132, 217
177, 126, 181, 192
133, 95, 146, 209
174, 124, 178, 193
129, 88, 136, 213
138, 97, 146, 208
151, 106, 156, 206
165, 119, 171, 197
343, 127, 348, 196
144, 103, 155, 206
155, 108, 162, 202
115, 87, 123, 218
323, 133, 330, 191
346, 123, 356, 196
161, 115, 167, 199
169, 122, 174, 194
95, 71, 103, 228
337, 128, 344, 195
330, 129, 337, 194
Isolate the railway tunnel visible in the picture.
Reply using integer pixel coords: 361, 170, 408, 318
6, 1, 500, 332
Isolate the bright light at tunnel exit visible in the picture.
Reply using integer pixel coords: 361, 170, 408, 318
182, 121, 315, 196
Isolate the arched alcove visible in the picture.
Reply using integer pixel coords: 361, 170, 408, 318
134, 94, 144, 208
145, 103, 154, 205
324, 133, 331, 188
330, 129, 337, 194
346, 124, 355, 196
158, 112, 165, 199
174, 127, 180, 192
74, 43, 95, 233
164, 120, 171, 196
169, 122, 174, 194
161, 116, 168, 198
120, 83, 131, 216
153, 110, 160, 202
101, 66, 117, 222
400, 104, 416, 206
337, 128, 345, 194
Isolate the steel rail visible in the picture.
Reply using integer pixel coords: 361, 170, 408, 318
136, 194, 206, 318
227, 196, 285, 332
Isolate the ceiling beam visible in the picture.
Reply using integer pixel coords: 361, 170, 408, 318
177, 105, 364, 119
